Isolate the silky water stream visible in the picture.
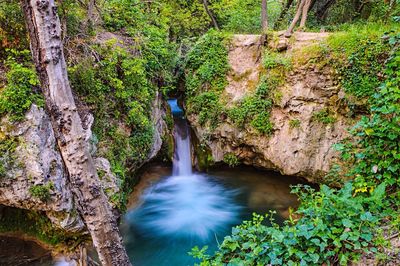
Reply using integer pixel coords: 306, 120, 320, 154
120, 99, 303, 265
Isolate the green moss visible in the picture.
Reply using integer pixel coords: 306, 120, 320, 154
29, 183, 54, 202
195, 143, 214, 171
97, 169, 106, 180
263, 50, 292, 70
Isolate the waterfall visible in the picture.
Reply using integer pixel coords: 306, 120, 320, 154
172, 117, 192, 176
122, 99, 242, 265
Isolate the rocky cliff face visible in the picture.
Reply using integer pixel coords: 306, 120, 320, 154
188, 33, 355, 182
0, 94, 168, 233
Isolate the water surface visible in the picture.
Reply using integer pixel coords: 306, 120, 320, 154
121, 101, 303, 265
121, 165, 302, 266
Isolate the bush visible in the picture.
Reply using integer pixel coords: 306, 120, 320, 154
0, 50, 44, 121
228, 96, 273, 135
184, 30, 230, 97
223, 153, 239, 167
193, 182, 387, 266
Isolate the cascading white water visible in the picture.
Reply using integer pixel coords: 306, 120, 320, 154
172, 118, 192, 176
121, 99, 242, 265
119, 100, 301, 265
126, 100, 240, 240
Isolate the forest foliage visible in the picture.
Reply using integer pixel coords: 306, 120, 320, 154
0, 0, 399, 262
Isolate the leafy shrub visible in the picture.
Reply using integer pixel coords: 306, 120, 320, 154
187, 91, 223, 128
223, 153, 239, 167
0, 50, 44, 121
29, 183, 54, 201
184, 30, 230, 97
194, 182, 387, 266
339, 33, 400, 190
312, 108, 336, 124
228, 96, 273, 135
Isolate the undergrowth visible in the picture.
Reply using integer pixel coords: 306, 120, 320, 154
185, 30, 230, 130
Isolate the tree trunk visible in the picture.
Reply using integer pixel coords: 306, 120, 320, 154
274, 0, 294, 30
202, 0, 220, 30
299, 0, 312, 28
309, 0, 317, 11
261, 0, 268, 32
20, 1, 132, 265
316, 0, 337, 22
284, 0, 305, 37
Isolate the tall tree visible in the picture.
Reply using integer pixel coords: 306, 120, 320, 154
202, 0, 220, 30
261, 0, 268, 31
299, 0, 312, 28
20, 0, 131, 265
315, 0, 337, 22
284, 0, 312, 37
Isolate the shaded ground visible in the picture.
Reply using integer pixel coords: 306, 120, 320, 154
0, 235, 53, 266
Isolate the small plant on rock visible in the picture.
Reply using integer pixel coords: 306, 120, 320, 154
223, 153, 240, 167
29, 183, 54, 201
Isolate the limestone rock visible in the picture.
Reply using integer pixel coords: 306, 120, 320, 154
188, 34, 354, 182
0, 96, 168, 231
0, 105, 85, 232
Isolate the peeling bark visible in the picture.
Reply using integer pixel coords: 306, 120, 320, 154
284, 0, 313, 37
284, 0, 305, 37
299, 0, 312, 28
20, 1, 131, 265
